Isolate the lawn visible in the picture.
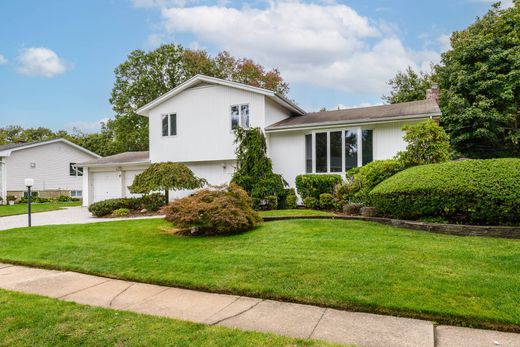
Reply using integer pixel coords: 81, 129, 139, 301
259, 209, 336, 217
0, 289, 334, 346
0, 201, 81, 217
1, 218, 519, 330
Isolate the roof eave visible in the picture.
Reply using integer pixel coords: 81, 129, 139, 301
77, 160, 151, 168
265, 113, 441, 132
136, 74, 305, 117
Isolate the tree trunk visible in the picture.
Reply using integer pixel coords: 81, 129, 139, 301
165, 189, 169, 205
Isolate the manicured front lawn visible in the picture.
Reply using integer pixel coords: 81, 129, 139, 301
0, 289, 333, 346
259, 209, 336, 217
0, 201, 81, 217
1, 219, 519, 330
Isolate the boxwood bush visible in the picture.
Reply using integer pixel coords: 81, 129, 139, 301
344, 160, 404, 202
369, 159, 520, 225
295, 174, 342, 200
89, 194, 165, 217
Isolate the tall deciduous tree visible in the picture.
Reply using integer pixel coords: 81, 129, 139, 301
108, 44, 289, 152
436, 1, 520, 158
383, 66, 434, 104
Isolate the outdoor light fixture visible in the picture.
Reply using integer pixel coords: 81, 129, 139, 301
24, 178, 34, 227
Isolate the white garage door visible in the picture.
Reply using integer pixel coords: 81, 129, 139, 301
91, 171, 121, 203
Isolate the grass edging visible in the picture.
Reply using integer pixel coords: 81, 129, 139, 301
262, 215, 520, 239
1, 257, 519, 334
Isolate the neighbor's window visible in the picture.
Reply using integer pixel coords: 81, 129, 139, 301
315, 132, 328, 173
231, 104, 250, 130
161, 114, 177, 136
305, 134, 312, 173
344, 130, 358, 170
70, 190, 82, 198
362, 129, 373, 165
69, 163, 83, 177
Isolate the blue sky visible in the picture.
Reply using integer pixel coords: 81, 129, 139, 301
0, 0, 508, 132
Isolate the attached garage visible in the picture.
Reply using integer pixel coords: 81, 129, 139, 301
77, 151, 150, 206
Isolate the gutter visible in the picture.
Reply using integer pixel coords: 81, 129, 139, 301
76, 160, 151, 168
265, 113, 441, 133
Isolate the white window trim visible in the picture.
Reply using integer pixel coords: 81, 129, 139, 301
230, 103, 250, 132
305, 127, 372, 174
161, 113, 177, 137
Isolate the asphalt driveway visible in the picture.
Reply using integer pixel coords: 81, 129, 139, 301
0, 206, 162, 231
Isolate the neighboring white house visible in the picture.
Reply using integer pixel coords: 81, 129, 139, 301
0, 138, 100, 203
78, 74, 441, 206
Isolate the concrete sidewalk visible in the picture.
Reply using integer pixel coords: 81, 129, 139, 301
0, 206, 162, 230
1, 263, 519, 347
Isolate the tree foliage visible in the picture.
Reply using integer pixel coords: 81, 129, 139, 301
108, 44, 289, 152
436, 1, 520, 158
163, 183, 262, 235
129, 162, 206, 202
396, 119, 451, 167
383, 66, 434, 104
231, 127, 287, 208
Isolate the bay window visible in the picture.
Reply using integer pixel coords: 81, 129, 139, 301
305, 128, 373, 173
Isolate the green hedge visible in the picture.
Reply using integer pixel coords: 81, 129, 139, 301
89, 193, 165, 217
345, 160, 404, 201
295, 174, 342, 200
369, 159, 520, 225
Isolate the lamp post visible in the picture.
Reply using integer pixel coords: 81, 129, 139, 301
24, 178, 34, 227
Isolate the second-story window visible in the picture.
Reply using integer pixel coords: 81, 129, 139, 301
162, 114, 177, 136
231, 104, 249, 130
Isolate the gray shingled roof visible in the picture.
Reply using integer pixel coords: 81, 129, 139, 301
78, 151, 150, 166
0, 139, 54, 151
267, 99, 441, 130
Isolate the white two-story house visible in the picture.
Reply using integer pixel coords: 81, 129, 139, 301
78, 75, 441, 206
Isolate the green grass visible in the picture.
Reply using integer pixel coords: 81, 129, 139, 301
0, 289, 335, 346
0, 201, 81, 217
1, 218, 520, 330
259, 209, 336, 217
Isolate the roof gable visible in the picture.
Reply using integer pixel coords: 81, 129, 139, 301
0, 138, 101, 158
136, 74, 305, 116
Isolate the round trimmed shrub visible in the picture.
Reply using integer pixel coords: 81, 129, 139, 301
303, 197, 318, 209
369, 159, 520, 225
112, 208, 130, 217
295, 174, 342, 200
162, 183, 262, 235
319, 193, 335, 210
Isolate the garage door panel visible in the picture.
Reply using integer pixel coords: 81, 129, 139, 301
92, 171, 120, 203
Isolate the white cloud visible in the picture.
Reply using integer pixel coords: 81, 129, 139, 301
131, 0, 188, 8
158, 1, 440, 94
66, 118, 109, 133
17, 47, 70, 77
438, 34, 451, 51
0, 54, 8, 65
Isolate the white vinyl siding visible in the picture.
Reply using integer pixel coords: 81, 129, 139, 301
5, 142, 97, 192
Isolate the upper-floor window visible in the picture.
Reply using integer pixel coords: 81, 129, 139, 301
70, 163, 83, 177
162, 114, 177, 136
305, 128, 373, 174
231, 104, 249, 130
